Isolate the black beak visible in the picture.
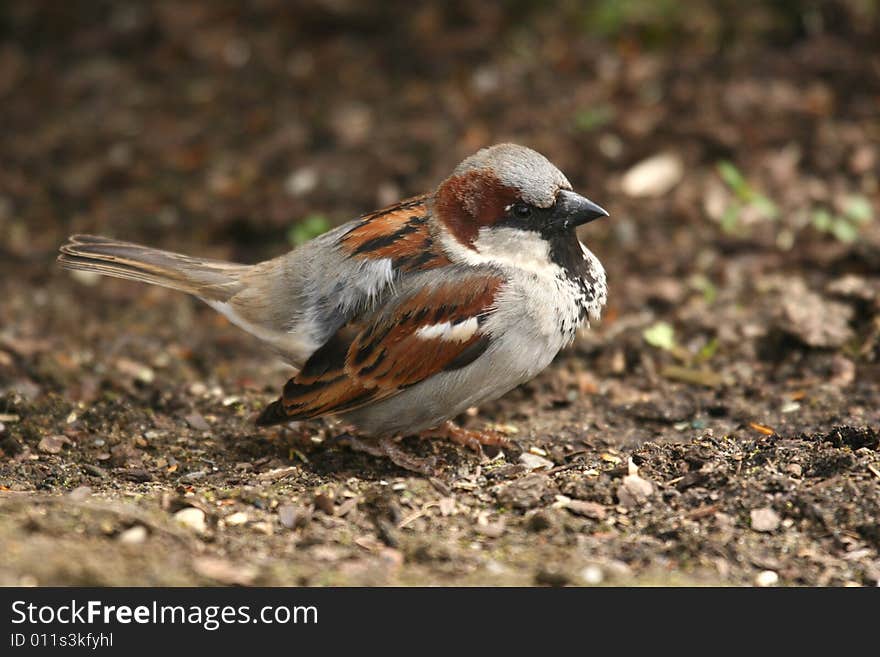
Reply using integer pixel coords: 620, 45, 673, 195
551, 189, 609, 230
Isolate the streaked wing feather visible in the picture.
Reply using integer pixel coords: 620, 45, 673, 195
339, 195, 451, 272
256, 272, 502, 425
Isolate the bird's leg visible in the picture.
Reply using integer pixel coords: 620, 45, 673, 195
421, 420, 514, 455
331, 433, 437, 476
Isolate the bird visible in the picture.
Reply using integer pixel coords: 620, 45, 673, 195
58, 143, 608, 471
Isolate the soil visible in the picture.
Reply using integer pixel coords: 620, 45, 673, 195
1, 1, 879, 586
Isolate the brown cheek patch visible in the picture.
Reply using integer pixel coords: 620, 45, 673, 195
340, 195, 451, 272
435, 170, 519, 247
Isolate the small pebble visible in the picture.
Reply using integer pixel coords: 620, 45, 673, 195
755, 570, 779, 587
178, 469, 207, 483
38, 435, 70, 454
284, 167, 318, 196
278, 504, 310, 530
193, 557, 257, 586
519, 452, 554, 470
123, 468, 153, 483
118, 525, 148, 545
250, 521, 274, 535
313, 492, 335, 515
620, 152, 684, 197
750, 507, 781, 533
224, 511, 249, 526
580, 565, 604, 585
475, 522, 505, 538
184, 412, 210, 432
485, 559, 509, 575
68, 485, 92, 501
115, 358, 155, 384
565, 500, 607, 520
174, 507, 207, 534
617, 474, 654, 508
438, 497, 456, 516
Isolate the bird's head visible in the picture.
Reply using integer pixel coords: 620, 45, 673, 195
432, 143, 608, 270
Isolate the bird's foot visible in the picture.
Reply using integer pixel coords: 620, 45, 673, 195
332, 433, 437, 476
422, 421, 514, 456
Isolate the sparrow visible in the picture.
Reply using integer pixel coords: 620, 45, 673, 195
58, 143, 608, 469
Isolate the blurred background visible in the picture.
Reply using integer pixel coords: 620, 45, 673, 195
3, 0, 879, 389
2, 0, 879, 405
1, 0, 879, 587
2, 0, 877, 258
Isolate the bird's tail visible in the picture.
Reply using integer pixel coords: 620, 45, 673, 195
57, 234, 247, 301
254, 397, 290, 426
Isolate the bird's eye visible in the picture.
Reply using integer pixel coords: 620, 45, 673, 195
512, 202, 532, 219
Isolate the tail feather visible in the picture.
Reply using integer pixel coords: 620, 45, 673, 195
58, 234, 314, 367
58, 234, 247, 301
255, 397, 291, 426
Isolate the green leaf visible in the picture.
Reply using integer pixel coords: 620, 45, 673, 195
830, 218, 859, 243
697, 337, 719, 362
811, 209, 832, 231
690, 275, 717, 304
752, 194, 778, 220
720, 205, 742, 234
574, 106, 615, 132
717, 161, 746, 196
288, 214, 330, 246
844, 195, 873, 225
643, 321, 677, 351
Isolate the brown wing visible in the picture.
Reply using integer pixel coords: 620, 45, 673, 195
256, 272, 502, 426
338, 195, 451, 272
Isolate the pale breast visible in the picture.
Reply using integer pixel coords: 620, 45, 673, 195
341, 263, 603, 436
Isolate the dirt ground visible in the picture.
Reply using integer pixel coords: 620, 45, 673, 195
1, 1, 879, 586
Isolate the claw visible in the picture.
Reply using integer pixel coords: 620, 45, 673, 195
322, 420, 515, 474
422, 421, 515, 456
335, 434, 437, 475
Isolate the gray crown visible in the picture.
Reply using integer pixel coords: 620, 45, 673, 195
452, 143, 572, 208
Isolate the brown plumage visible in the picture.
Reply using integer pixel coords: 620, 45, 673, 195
434, 169, 519, 246
57, 143, 609, 452
339, 195, 451, 271
257, 274, 501, 424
